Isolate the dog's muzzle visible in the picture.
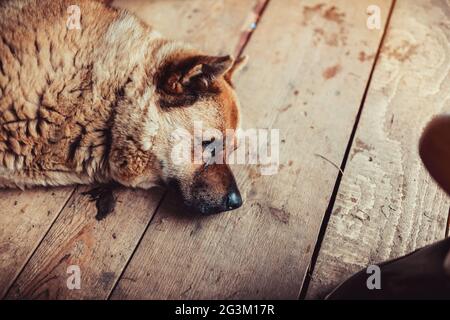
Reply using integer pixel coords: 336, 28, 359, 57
197, 186, 243, 215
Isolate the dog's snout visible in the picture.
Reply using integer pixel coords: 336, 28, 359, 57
200, 188, 242, 215
180, 164, 243, 215
226, 190, 242, 210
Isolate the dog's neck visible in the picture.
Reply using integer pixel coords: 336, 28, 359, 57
95, 14, 196, 188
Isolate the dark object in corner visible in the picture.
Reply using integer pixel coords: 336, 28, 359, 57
327, 237, 450, 300
82, 183, 118, 220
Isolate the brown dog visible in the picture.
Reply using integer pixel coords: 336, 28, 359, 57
0, 0, 247, 217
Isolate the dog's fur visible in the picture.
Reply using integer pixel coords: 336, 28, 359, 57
0, 0, 246, 214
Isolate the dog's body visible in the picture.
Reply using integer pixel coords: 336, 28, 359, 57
0, 0, 155, 188
0, 0, 245, 214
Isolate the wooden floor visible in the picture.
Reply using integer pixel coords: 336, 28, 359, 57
0, 0, 449, 299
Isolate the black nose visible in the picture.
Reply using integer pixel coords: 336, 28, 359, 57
226, 190, 243, 210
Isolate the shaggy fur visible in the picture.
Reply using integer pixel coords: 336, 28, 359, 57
0, 0, 246, 214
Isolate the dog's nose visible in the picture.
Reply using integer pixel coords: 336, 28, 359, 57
226, 190, 242, 210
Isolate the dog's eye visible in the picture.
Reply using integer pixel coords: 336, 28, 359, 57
202, 138, 216, 157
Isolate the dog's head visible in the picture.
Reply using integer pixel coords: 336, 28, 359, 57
148, 51, 248, 215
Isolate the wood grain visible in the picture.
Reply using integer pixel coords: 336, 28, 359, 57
306, 0, 450, 299
4, 0, 261, 299
5, 187, 164, 299
0, 187, 73, 298
110, 0, 262, 56
111, 0, 392, 299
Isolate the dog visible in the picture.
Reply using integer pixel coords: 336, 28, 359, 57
0, 0, 247, 218
326, 115, 450, 299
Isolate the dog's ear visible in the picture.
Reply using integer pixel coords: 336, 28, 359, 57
160, 55, 234, 95
419, 115, 450, 195
225, 55, 249, 83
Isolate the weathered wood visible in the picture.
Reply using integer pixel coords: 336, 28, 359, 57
0, 187, 73, 298
4, 0, 262, 299
5, 186, 164, 299
110, 0, 263, 56
111, 0, 392, 299
307, 0, 450, 299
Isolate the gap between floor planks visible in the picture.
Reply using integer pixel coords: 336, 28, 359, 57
298, 0, 398, 299
305, 0, 450, 299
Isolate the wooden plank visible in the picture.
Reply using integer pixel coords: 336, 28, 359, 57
5, 0, 261, 299
0, 187, 73, 298
306, 0, 450, 299
5, 187, 164, 299
109, 0, 264, 56
111, 0, 392, 299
